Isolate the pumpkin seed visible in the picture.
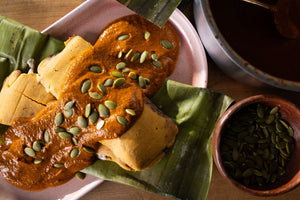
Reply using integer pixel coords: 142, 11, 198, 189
151, 53, 159, 61
111, 71, 124, 78
89, 110, 99, 125
78, 116, 88, 128
257, 104, 265, 118
75, 171, 86, 180
44, 130, 50, 143
124, 49, 132, 59
70, 148, 80, 158
104, 78, 114, 87
140, 51, 148, 63
116, 62, 126, 70
117, 116, 128, 126
161, 39, 173, 49
54, 113, 64, 126
270, 106, 279, 115
138, 76, 146, 89
113, 78, 126, 88
96, 119, 105, 130
68, 127, 81, 136
99, 104, 110, 117
81, 80, 91, 93
144, 31, 150, 40
83, 146, 95, 153
65, 109, 73, 118
89, 65, 102, 73
64, 100, 75, 110
144, 78, 150, 84
122, 67, 130, 73
89, 92, 102, 100
118, 51, 123, 58
24, 147, 35, 157
54, 163, 64, 168
58, 132, 72, 139
152, 60, 162, 68
265, 114, 275, 124
131, 52, 140, 62
104, 100, 117, 109
97, 83, 107, 94
118, 34, 130, 41
34, 158, 43, 164
33, 141, 42, 152
128, 72, 137, 80
72, 137, 78, 145
85, 103, 91, 118
125, 108, 136, 116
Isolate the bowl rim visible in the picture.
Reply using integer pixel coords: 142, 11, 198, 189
212, 94, 300, 196
197, 0, 300, 92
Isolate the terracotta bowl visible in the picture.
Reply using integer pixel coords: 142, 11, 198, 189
213, 95, 300, 196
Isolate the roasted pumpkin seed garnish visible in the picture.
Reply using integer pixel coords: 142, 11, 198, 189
128, 72, 137, 80
85, 103, 91, 118
34, 158, 43, 164
144, 31, 151, 40
103, 78, 114, 87
70, 148, 80, 158
78, 116, 88, 128
72, 137, 78, 145
33, 141, 42, 152
152, 60, 162, 68
81, 80, 91, 94
44, 130, 50, 143
113, 78, 126, 88
122, 67, 130, 73
89, 110, 99, 125
89, 92, 102, 100
53, 163, 64, 168
75, 171, 86, 180
111, 71, 124, 78
64, 100, 75, 110
97, 83, 107, 94
138, 76, 146, 89
54, 113, 64, 126
89, 65, 102, 73
118, 34, 130, 41
131, 52, 140, 62
65, 109, 74, 118
83, 146, 95, 154
24, 147, 35, 157
117, 116, 128, 126
125, 108, 136, 116
118, 51, 123, 58
116, 62, 126, 70
58, 132, 72, 139
68, 127, 81, 136
104, 100, 117, 109
98, 104, 110, 118
151, 53, 159, 61
55, 126, 66, 133
161, 39, 173, 49
125, 49, 133, 59
140, 51, 148, 63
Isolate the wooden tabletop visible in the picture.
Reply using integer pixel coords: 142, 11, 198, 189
1, 0, 300, 199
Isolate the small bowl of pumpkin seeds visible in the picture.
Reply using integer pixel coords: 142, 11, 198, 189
213, 95, 300, 196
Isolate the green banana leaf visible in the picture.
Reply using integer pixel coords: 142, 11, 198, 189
82, 80, 234, 200
0, 16, 65, 88
117, 0, 182, 27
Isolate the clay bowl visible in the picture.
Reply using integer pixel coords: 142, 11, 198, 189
213, 95, 300, 196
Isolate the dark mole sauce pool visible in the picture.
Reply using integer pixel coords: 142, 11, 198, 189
210, 0, 300, 82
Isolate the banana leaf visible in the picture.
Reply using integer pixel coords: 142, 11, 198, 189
117, 0, 182, 27
0, 16, 65, 88
82, 80, 234, 200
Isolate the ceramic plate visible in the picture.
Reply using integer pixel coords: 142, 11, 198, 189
0, 0, 207, 199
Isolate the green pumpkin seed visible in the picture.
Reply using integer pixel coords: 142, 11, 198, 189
104, 100, 117, 109
125, 108, 136, 116
117, 116, 128, 126
44, 130, 50, 143
138, 76, 146, 89
161, 39, 173, 49
89, 92, 102, 100
96, 119, 105, 130
70, 148, 80, 158
122, 67, 130, 73
89, 110, 99, 125
270, 106, 279, 115
152, 60, 162, 68
131, 52, 140, 62
54, 163, 64, 168
81, 80, 91, 94
58, 132, 72, 139
99, 104, 110, 117
68, 127, 81, 136
72, 137, 78, 145
140, 51, 148, 63
125, 49, 133, 59
151, 53, 159, 61
55, 126, 66, 133
65, 109, 74, 118
144, 78, 150, 84
85, 103, 91, 118
128, 72, 137, 80
104, 78, 114, 87
24, 147, 35, 157
113, 78, 126, 88
257, 104, 265, 118
97, 83, 107, 94
83, 146, 95, 153
111, 71, 124, 78
55, 113, 64, 126
118, 51, 123, 58
116, 62, 126, 70
144, 31, 150, 40
288, 126, 294, 136
242, 168, 253, 177
265, 114, 275, 124
118, 34, 130, 41
34, 158, 43, 164
64, 100, 75, 110
75, 171, 86, 180
33, 141, 42, 152
78, 116, 88, 128
89, 65, 102, 73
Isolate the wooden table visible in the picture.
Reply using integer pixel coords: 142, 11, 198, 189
1, 0, 299, 199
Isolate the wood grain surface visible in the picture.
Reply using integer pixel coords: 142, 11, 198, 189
0, 0, 299, 199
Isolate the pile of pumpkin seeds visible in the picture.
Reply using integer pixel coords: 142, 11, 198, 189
220, 104, 295, 188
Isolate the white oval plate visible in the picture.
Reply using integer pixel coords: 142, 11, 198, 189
0, 0, 207, 199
